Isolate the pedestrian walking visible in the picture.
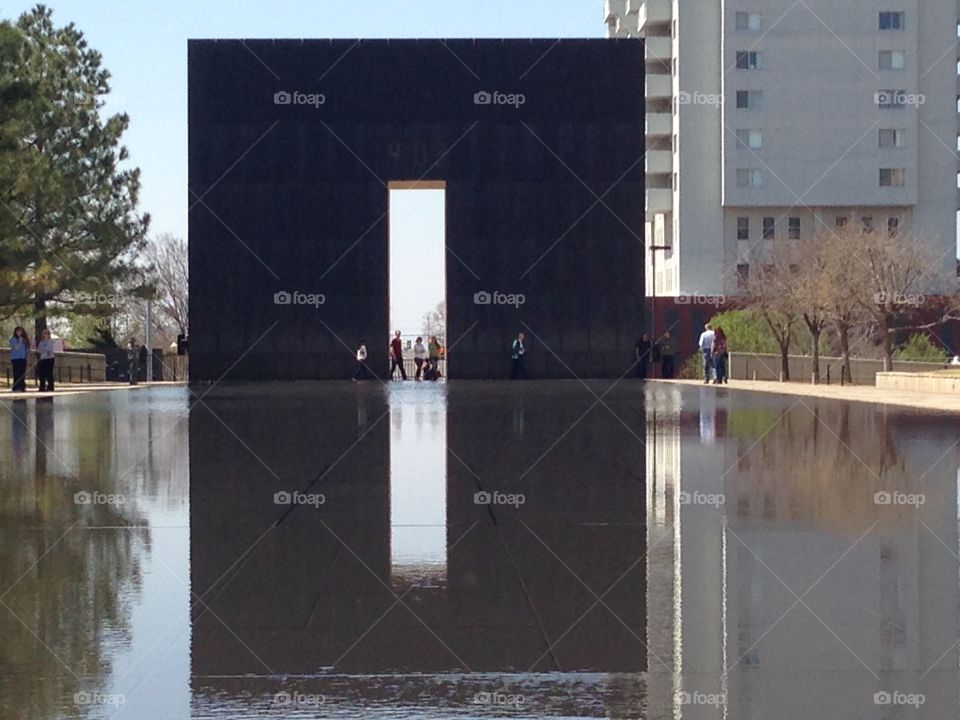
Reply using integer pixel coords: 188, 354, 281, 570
712, 326, 728, 384
658, 331, 676, 379
413, 336, 427, 380
353, 340, 369, 381
9, 326, 29, 392
36, 328, 55, 392
127, 338, 140, 385
389, 330, 407, 380
698, 323, 716, 384
427, 335, 441, 381
510, 332, 528, 379
635, 333, 652, 379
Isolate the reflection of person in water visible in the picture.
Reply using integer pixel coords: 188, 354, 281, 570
10, 399, 28, 464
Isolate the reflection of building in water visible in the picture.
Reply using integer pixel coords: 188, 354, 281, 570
390, 385, 447, 586
190, 382, 647, 714
646, 392, 960, 719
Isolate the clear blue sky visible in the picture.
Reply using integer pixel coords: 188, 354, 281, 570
3, 0, 604, 331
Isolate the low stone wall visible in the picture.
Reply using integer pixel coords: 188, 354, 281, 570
0, 348, 106, 386
876, 372, 960, 394
730, 353, 946, 385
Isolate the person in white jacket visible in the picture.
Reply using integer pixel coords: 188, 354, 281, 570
697, 324, 716, 384
353, 341, 369, 381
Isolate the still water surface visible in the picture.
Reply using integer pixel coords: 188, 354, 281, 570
0, 382, 957, 718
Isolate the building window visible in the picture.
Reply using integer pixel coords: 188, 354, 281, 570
735, 51, 763, 70
862, 216, 874, 232
879, 128, 904, 147
887, 216, 900, 237
788, 217, 801, 239
737, 216, 750, 240
673, 171, 678, 190
672, 19, 677, 38
735, 12, 762, 31
763, 216, 775, 239
736, 129, 763, 149
876, 89, 908, 109
880, 168, 906, 187
878, 50, 906, 70
879, 11, 905, 30
737, 263, 750, 290
836, 216, 848, 228
736, 169, 763, 187
736, 90, 763, 110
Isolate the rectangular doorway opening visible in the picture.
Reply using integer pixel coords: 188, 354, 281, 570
387, 181, 447, 381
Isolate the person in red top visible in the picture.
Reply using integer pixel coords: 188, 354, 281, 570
389, 330, 407, 380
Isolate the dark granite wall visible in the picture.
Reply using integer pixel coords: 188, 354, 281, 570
189, 39, 645, 379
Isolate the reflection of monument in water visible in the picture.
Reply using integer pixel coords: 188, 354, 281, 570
189, 382, 647, 712
645, 385, 960, 718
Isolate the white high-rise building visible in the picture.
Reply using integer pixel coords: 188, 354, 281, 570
605, 0, 958, 297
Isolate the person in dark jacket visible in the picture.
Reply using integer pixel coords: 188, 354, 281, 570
711, 326, 729, 384
658, 331, 677, 379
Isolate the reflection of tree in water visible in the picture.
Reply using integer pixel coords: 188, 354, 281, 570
0, 400, 148, 720
726, 403, 924, 533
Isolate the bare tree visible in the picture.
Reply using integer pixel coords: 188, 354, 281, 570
143, 233, 188, 337
819, 226, 871, 382
752, 257, 797, 381
852, 229, 958, 371
421, 300, 446, 343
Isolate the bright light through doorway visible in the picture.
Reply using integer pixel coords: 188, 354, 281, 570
388, 183, 446, 354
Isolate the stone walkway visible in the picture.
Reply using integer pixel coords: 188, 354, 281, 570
664, 378, 960, 414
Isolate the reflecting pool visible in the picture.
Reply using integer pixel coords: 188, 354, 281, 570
0, 382, 957, 718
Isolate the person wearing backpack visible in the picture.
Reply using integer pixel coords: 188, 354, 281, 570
510, 332, 528, 379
